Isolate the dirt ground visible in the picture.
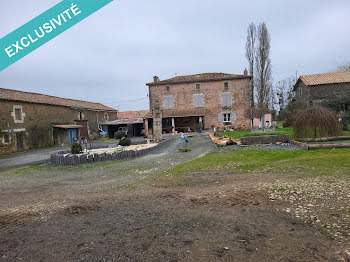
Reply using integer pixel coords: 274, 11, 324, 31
0, 136, 347, 261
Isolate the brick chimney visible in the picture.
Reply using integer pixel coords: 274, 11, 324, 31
244, 68, 248, 76
153, 76, 159, 82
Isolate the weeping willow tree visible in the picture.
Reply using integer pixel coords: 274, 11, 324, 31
293, 106, 341, 138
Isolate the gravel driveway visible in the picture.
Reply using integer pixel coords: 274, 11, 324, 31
0, 147, 69, 172
0, 134, 346, 261
0, 134, 212, 211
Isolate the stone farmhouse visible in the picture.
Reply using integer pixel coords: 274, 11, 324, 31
0, 88, 117, 155
103, 72, 252, 138
294, 71, 350, 106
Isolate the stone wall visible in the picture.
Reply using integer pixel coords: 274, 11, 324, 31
51, 139, 169, 166
0, 100, 117, 155
295, 82, 350, 105
241, 134, 289, 145
148, 78, 251, 129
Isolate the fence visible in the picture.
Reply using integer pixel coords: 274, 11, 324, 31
50, 139, 169, 166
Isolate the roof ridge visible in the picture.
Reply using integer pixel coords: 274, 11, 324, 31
0, 87, 117, 111
0, 87, 104, 105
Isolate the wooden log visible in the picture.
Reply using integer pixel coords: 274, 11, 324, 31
300, 136, 350, 142
290, 140, 309, 150
308, 144, 350, 150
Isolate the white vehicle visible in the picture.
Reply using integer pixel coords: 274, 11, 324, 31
118, 126, 128, 136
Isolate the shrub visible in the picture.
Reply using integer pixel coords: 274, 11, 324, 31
119, 137, 131, 146
293, 106, 341, 138
281, 120, 288, 128
27, 125, 52, 149
278, 101, 305, 127
71, 143, 82, 154
114, 131, 126, 140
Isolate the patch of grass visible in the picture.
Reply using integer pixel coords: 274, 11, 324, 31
188, 136, 198, 141
223, 126, 350, 140
159, 148, 350, 183
223, 127, 293, 139
3, 159, 129, 176
179, 146, 192, 152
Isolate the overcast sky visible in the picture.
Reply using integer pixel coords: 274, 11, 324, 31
1, 0, 349, 111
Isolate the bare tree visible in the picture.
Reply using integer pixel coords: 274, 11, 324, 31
255, 22, 272, 109
274, 75, 297, 110
336, 62, 350, 72
245, 23, 257, 107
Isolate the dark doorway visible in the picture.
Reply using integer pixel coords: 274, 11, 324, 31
75, 120, 88, 137
16, 132, 24, 150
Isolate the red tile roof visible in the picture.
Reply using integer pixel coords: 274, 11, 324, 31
105, 118, 144, 125
0, 88, 117, 111
117, 110, 150, 119
52, 124, 83, 129
145, 108, 206, 118
147, 73, 251, 86
298, 71, 350, 86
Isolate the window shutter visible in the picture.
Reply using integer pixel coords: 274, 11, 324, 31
226, 93, 232, 106
199, 94, 204, 107
164, 97, 168, 109
164, 96, 174, 109
194, 94, 204, 108
193, 95, 198, 107
218, 113, 223, 122
221, 94, 225, 106
221, 93, 232, 107
231, 112, 237, 122
169, 96, 174, 109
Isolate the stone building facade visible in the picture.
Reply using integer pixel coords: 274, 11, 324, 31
146, 72, 252, 135
0, 88, 117, 155
294, 71, 350, 106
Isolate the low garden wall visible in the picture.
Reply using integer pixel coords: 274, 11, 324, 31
291, 136, 350, 150
50, 140, 169, 166
241, 134, 289, 145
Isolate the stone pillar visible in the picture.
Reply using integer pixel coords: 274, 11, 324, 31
171, 117, 175, 135
144, 119, 149, 137
152, 104, 162, 140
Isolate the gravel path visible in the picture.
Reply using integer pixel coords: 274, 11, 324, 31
0, 134, 213, 211
0, 147, 69, 172
216, 143, 303, 152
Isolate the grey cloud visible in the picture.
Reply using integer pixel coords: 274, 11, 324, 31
0, 0, 349, 110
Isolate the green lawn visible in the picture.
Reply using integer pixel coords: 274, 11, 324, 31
160, 149, 350, 182
223, 126, 350, 140
223, 127, 293, 139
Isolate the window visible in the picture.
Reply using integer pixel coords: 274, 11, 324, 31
1, 133, 9, 144
163, 96, 174, 109
196, 83, 200, 90
15, 108, 22, 121
224, 82, 229, 90
218, 112, 237, 123
166, 86, 170, 92
12, 105, 25, 123
104, 113, 109, 121
221, 93, 232, 107
299, 88, 302, 97
193, 94, 204, 108
78, 112, 84, 120
223, 113, 231, 122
